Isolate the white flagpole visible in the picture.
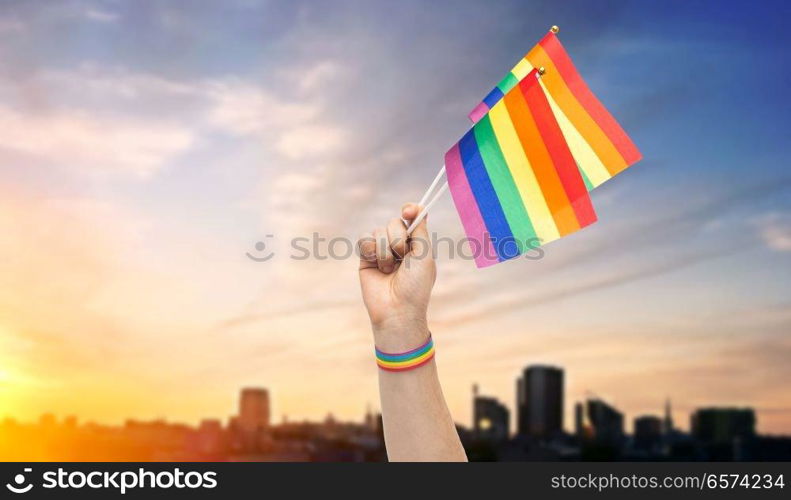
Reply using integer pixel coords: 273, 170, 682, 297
407, 181, 448, 235
417, 166, 446, 207
402, 165, 448, 234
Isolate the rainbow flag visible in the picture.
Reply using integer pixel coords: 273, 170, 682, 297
468, 32, 641, 190
447, 69, 597, 268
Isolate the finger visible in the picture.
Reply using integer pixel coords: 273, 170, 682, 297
373, 227, 395, 273
387, 217, 408, 259
402, 203, 431, 258
401, 202, 420, 221
358, 231, 377, 271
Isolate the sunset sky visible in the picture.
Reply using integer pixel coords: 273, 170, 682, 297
0, 0, 789, 435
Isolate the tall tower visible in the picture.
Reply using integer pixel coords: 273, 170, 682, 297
364, 403, 375, 431
663, 397, 674, 435
517, 365, 564, 438
238, 388, 270, 435
472, 383, 479, 430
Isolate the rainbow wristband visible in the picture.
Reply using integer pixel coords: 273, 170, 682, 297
375, 335, 435, 372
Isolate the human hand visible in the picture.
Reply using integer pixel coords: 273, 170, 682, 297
358, 203, 435, 351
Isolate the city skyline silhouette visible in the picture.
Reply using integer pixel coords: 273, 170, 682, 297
3, 363, 789, 462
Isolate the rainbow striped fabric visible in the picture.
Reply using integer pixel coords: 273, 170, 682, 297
447, 69, 597, 268
468, 32, 641, 190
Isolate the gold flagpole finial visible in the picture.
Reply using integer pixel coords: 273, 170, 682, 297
550, 25, 559, 34
538, 67, 546, 76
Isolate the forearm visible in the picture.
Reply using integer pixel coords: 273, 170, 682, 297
375, 323, 467, 462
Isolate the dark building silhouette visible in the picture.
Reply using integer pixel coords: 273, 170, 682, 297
237, 388, 271, 451
472, 385, 509, 442
663, 398, 674, 435
574, 402, 586, 439
586, 399, 624, 445
239, 388, 270, 433
691, 408, 755, 445
633, 415, 662, 450
517, 365, 563, 438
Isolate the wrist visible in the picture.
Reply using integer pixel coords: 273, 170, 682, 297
372, 315, 430, 353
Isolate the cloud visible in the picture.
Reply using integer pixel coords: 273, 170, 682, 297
0, 64, 352, 178
422, 179, 791, 328
754, 212, 791, 251
278, 59, 349, 95
215, 298, 358, 331
515, 177, 791, 281
3, 61, 376, 338
204, 79, 318, 136
275, 124, 348, 160
0, 104, 193, 177
83, 8, 118, 23
38, 66, 201, 101
434, 248, 741, 327
201, 77, 352, 163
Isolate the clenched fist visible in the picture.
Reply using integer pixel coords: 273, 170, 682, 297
358, 203, 436, 352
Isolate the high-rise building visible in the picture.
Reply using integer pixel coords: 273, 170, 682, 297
472, 385, 510, 442
663, 398, 674, 435
238, 388, 270, 435
691, 407, 755, 445
516, 365, 563, 438
633, 415, 662, 450
574, 401, 590, 439
586, 398, 624, 445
